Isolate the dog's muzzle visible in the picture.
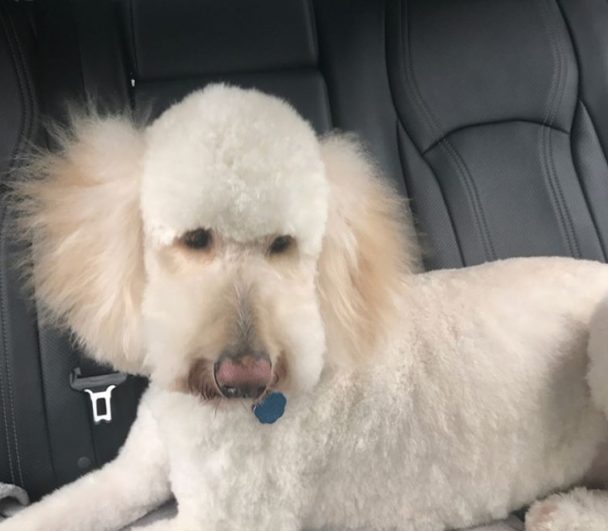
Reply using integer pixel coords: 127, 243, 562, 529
213, 351, 272, 400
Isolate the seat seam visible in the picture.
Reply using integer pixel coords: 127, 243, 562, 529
572, 101, 608, 261
537, 0, 581, 258
5, 8, 34, 183
396, 121, 465, 268
5, 9, 34, 489
402, 0, 496, 263
34, 323, 60, 486
555, 0, 607, 260
0, 204, 16, 486
547, 0, 581, 258
382, 5, 465, 268
0, 8, 17, 484
440, 139, 497, 261
579, 100, 608, 176
384, 6, 465, 267
0, 8, 33, 488
0, 209, 24, 488
423, 119, 569, 155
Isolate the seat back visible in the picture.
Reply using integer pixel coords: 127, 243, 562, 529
387, 0, 608, 269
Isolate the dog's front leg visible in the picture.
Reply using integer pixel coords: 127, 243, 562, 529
0, 394, 171, 531
159, 443, 303, 531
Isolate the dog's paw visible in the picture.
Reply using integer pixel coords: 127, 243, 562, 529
525, 497, 562, 531
525, 488, 608, 531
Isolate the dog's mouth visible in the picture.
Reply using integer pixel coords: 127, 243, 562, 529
186, 354, 287, 402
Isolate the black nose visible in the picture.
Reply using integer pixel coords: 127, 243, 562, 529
213, 351, 272, 399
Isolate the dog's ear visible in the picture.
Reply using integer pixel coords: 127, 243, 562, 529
317, 135, 420, 367
13, 114, 147, 373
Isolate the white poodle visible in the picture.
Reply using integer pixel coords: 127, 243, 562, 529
3, 84, 608, 531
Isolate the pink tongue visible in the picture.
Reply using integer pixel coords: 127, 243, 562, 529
215, 357, 272, 388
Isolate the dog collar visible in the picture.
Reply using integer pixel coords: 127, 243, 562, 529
253, 392, 286, 424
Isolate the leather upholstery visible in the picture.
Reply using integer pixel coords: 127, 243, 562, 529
387, 0, 608, 269
135, 70, 332, 132
0, 0, 144, 501
127, 0, 332, 131
126, 0, 318, 80
1, 0, 608, 503
0, 0, 56, 500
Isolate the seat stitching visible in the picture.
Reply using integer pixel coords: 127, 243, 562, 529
3, 10, 32, 191
396, 121, 466, 268
5, 10, 30, 488
402, 0, 496, 262
439, 139, 497, 260
537, 0, 580, 258
423, 119, 569, 155
10, 14, 34, 156
35, 325, 60, 486
546, 0, 581, 257
555, 0, 607, 260
2, 7, 36, 488
383, 8, 465, 267
0, 11, 16, 484
540, 0, 573, 254
572, 101, 607, 261
537, 0, 566, 255
0, 211, 23, 488
0, 205, 15, 486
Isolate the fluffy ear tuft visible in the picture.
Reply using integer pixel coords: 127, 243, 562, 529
11, 113, 147, 373
317, 134, 420, 367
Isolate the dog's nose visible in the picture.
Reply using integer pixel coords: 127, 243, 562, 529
213, 351, 272, 400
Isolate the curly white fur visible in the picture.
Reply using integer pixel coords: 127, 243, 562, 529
142, 85, 328, 255
3, 85, 608, 531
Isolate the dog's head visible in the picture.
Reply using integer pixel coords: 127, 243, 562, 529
17, 85, 417, 402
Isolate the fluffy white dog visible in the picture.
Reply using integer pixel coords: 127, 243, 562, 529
3, 84, 608, 531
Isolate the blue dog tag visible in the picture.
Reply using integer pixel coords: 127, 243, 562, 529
253, 392, 286, 424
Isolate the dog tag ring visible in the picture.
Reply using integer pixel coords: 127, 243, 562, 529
253, 392, 286, 424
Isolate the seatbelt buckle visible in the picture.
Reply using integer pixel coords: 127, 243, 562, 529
69, 368, 127, 424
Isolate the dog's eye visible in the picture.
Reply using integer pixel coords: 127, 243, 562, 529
181, 229, 212, 251
268, 235, 293, 255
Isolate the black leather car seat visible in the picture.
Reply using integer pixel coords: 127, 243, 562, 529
317, 0, 608, 270
1, 0, 608, 512
0, 0, 52, 502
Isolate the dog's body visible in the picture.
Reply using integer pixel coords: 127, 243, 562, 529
3, 85, 608, 531
146, 258, 608, 531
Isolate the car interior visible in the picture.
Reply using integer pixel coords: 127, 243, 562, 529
1, 0, 608, 528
